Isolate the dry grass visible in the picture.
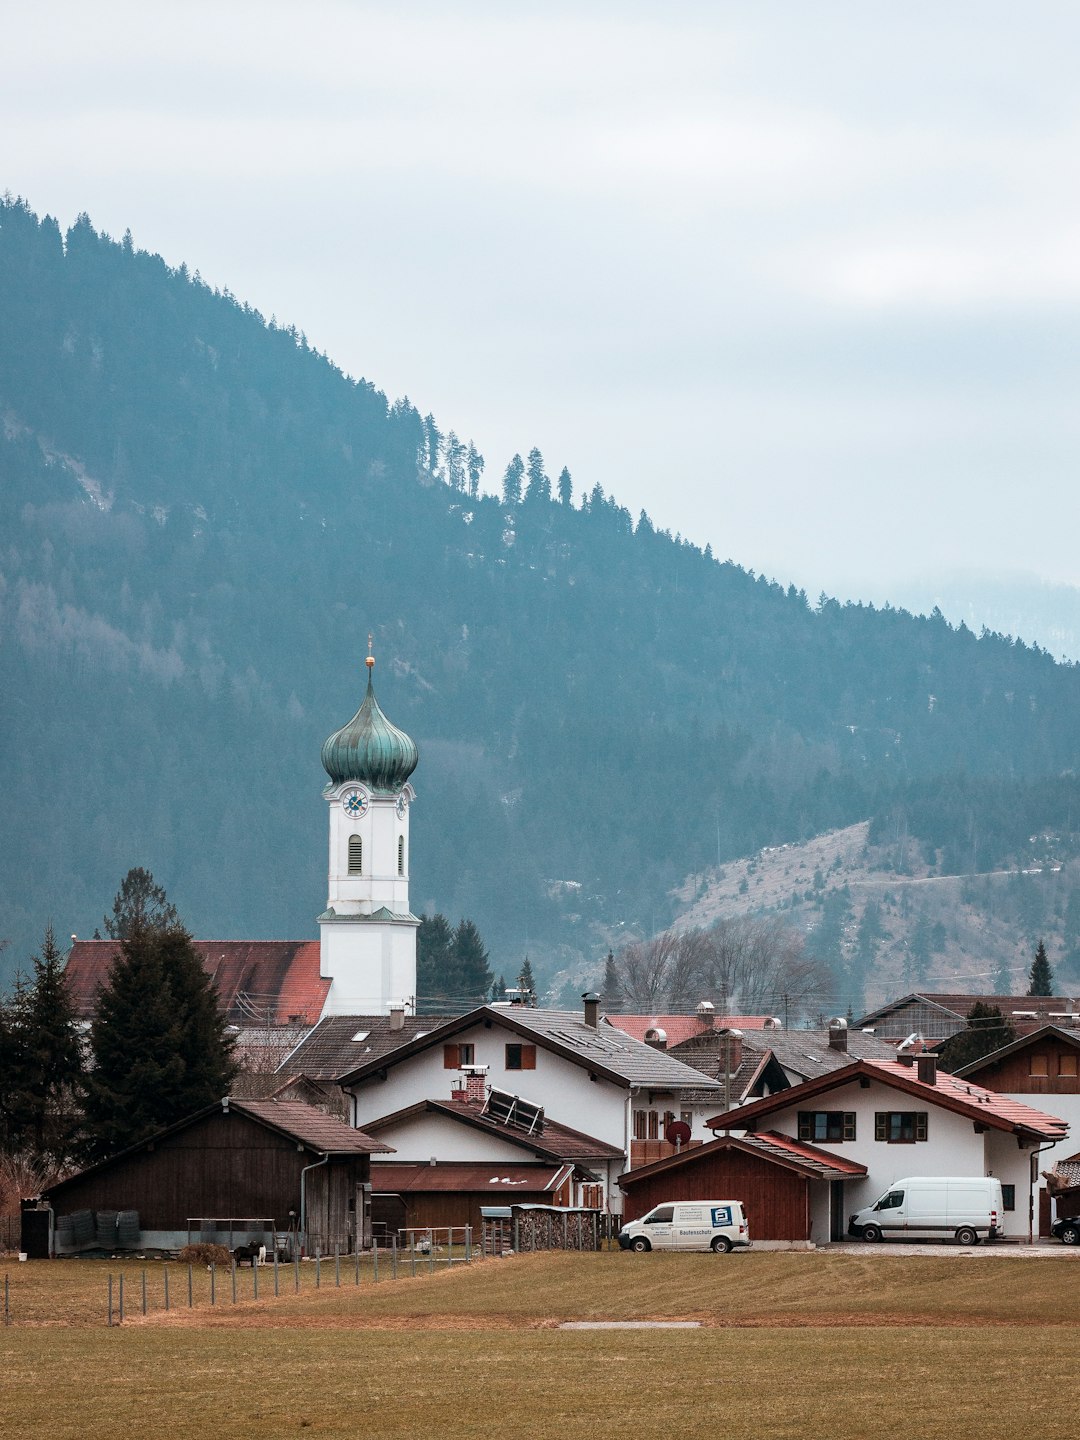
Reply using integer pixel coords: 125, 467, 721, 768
3, 1252, 1080, 1439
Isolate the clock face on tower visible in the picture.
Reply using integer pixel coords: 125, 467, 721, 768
342, 788, 369, 817
395, 794, 408, 819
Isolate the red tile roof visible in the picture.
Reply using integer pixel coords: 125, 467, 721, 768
608, 1014, 771, 1045
618, 1128, 867, 1187
63, 939, 330, 1025
371, 1162, 574, 1194
706, 1058, 1069, 1141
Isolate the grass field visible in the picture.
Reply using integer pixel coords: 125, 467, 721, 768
3, 1251, 1080, 1438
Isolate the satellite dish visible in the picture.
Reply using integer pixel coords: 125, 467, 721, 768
665, 1120, 692, 1147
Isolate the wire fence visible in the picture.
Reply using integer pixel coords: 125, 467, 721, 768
2, 1228, 479, 1329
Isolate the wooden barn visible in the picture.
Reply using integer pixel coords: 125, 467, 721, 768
41, 1097, 391, 1256
618, 1130, 867, 1245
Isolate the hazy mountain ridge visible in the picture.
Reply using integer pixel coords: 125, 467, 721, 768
4, 196, 1080, 998
673, 822, 1080, 1012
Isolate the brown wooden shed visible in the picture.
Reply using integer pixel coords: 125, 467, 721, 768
42, 1097, 391, 1256
370, 1160, 575, 1239
618, 1130, 866, 1243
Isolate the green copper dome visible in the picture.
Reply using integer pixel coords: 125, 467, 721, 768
321, 662, 418, 792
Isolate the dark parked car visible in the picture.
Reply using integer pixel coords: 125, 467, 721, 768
1051, 1216, 1080, 1246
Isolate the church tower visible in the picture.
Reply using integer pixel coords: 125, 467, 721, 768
318, 646, 419, 1014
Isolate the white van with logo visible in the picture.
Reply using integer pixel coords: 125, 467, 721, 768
848, 1176, 1004, 1245
618, 1201, 751, 1253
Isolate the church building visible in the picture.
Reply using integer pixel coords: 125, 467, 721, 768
63, 650, 422, 1026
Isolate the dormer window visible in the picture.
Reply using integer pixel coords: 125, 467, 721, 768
348, 835, 363, 875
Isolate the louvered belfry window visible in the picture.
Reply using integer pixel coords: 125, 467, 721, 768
348, 834, 363, 875
398, 836, 405, 875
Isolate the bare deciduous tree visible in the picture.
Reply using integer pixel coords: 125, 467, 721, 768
613, 915, 832, 1021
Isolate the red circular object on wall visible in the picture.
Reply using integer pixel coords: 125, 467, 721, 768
665, 1120, 692, 1146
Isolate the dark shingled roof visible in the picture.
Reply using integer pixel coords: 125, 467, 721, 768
227, 1098, 391, 1154
362, 1097, 625, 1163
63, 939, 330, 1025
277, 1013, 450, 1081
335, 1006, 725, 1093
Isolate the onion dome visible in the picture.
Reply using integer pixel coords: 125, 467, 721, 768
321, 652, 418, 792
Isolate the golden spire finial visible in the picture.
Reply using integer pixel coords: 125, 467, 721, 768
366, 633, 375, 670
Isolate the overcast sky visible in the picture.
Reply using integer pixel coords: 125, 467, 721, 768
7, 2, 1080, 603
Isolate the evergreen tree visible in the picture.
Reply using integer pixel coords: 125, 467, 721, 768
501, 453, 524, 505
453, 919, 492, 1002
517, 957, 537, 1005
524, 447, 550, 503
84, 906, 236, 1159
490, 974, 507, 1001
557, 466, 573, 505
1028, 939, 1053, 996
156, 928, 237, 1116
102, 867, 178, 939
938, 1002, 1018, 1073
16, 925, 86, 1160
602, 949, 622, 1007
445, 431, 466, 491
0, 970, 31, 1152
466, 441, 484, 499
417, 914, 455, 1003
84, 929, 187, 1158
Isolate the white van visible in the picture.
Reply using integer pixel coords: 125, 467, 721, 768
618, 1201, 751, 1254
848, 1176, 1004, 1245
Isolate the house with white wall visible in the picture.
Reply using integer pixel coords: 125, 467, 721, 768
955, 1026, 1080, 1234
336, 996, 724, 1213
706, 1052, 1067, 1243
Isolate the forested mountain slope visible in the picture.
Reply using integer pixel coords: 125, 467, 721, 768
4, 197, 1080, 991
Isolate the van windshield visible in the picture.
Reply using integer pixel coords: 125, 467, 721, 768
645, 1206, 674, 1224
875, 1191, 904, 1210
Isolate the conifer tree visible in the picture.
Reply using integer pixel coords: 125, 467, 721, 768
417, 913, 455, 1001
84, 878, 237, 1159
18, 925, 86, 1159
454, 919, 493, 1002
1028, 939, 1053, 997
466, 442, 484, 499
490, 974, 507, 1001
102, 867, 178, 939
501, 453, 524, 505
517, 957, 537, 1005
602, 949, 622, 1008
557, 466, 573, 505
938, 1002, 1017, 1073
524, 447, 550, 503
84, 928, 187, 1159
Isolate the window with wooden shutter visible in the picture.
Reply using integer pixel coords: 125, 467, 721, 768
443, 1044, 460, 1069
348, 835, 362, 875
505, 1043, 537, 1071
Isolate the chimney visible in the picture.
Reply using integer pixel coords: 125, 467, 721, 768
696, 1000, 716, 1030
828, 1018, 848, 1053
720, 1028, 743, 1072
582, 992, 600, 1029
645, 1027, 668, 1051
389, 1004, 405, 1031
917, 1053, 938, 1086
459, 1064, 488, 1104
